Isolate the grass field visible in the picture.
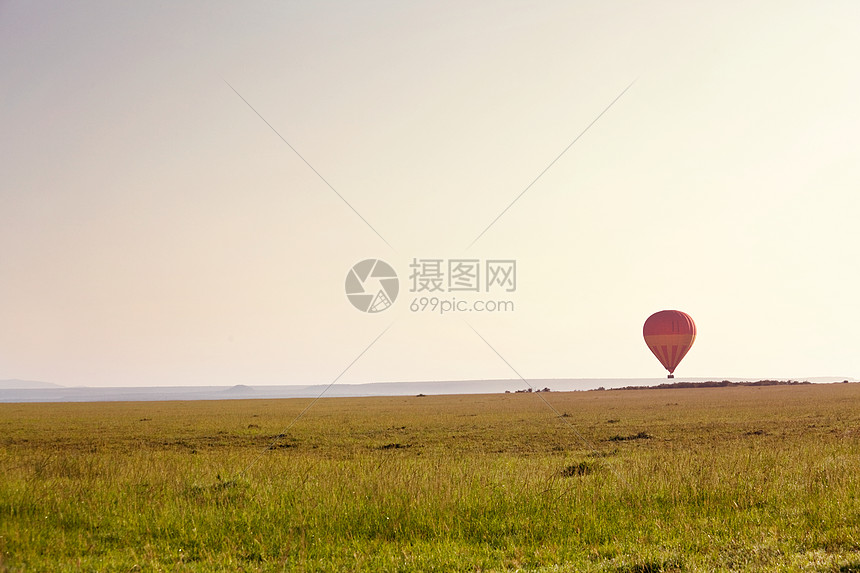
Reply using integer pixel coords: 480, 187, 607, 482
1, 383, 859, 572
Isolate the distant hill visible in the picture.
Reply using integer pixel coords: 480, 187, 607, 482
0, 379, 63, 389
223, 384, 256, 395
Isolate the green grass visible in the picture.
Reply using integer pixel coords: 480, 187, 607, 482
1, 384, 860, 571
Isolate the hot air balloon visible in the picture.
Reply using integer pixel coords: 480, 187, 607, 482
643, 310, 696, 378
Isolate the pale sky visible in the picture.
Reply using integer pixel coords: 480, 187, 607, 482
2, 1, 859, 387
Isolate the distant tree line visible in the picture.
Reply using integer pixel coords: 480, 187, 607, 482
605, 379, 820, 391
505, 387, 552, 394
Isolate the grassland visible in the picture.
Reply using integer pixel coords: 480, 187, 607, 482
1, 383, 859, 572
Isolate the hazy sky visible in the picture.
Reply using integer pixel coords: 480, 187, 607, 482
2, 1, 859, 387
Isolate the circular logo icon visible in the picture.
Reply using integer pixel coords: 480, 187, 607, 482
345, 259, 399, 313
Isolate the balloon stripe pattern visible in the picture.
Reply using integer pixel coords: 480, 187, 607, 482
643, 310, 696, 376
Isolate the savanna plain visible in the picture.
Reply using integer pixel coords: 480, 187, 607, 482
1, 383, 859, 572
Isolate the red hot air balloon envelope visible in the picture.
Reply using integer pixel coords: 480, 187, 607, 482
643, 310, 696, 378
